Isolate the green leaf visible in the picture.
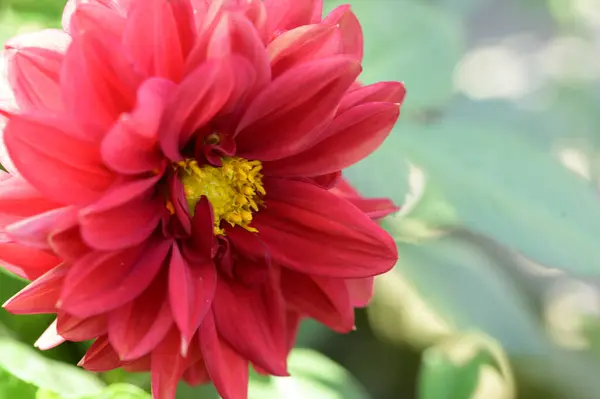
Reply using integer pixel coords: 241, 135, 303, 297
418, 333, 515, 399
0, 366, 38, 399
249, 349, 371, 399
0, 337, 105, 399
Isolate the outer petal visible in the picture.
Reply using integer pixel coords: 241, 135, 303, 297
109, 272, 174, 361
281, 269, 354, 332
268, 24, 341, 78
338, 81, 406, 114
3, 264, 67, 314
235, 56, 361, 161
200, 310, 249, 399
0, 175, 61, 217
253, 178, 398, 278
168, 244, 216, 346
6, 207, 76, 249
264, 102, 400, 177
78, 335, 122, 372
346, 277, 375, 308
6, 44, 64, 113
212, 277, 287, 376
3, 113, 114, 205
56, 312, 108, 341
322, 5, 364, 62
151, 328, 188, 399
263, 0, 322, 34
332, 178, 400, 220
35, 320, 66, 350
101, 78, 175, 174
59, 238, 170, 317
61, 30, 143, 133
0, 243, 60, 281
123, 0, 195, 82
79, 177, 162, 250
63, 0, 130, 33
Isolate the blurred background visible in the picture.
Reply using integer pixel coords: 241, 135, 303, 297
1, 0, 600, 398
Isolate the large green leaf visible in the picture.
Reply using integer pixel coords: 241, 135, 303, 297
418, 333, 515, 399
0, 337, 105, 399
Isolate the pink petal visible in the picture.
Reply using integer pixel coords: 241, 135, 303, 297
160, 59, 234, 161
235, 56, 361, 161
4, 29, 71, 54
67, 3, 126, 41
7, 207, 76, 249
0, 175, 61, 217
3, 113, 114, 205
101, 78, 174, 174
200, 310, 249, 399
264, 0, 322, 34
79, 177, 162, 250
151, 328, 188, 399
212, 277, 287, 375
168, 244, 216, 346
49, 223, 91, 263
109, 272, 173, 360
59, 238, 170, 317
63, 0, 130, 33
338, 81, 406, 114
61, 30, 143, 133
323, 5, 364, 62
34, 320, 66, 350
79, 335, 122, 372
3, 264, 66, 314
123, 0, 195, 82
346, 277, 375, 308
281, 268, 354, 332
264, 102, 400, 177
6, 45, 63, 113
252, 178, 398, 278
268, 24, 341, 78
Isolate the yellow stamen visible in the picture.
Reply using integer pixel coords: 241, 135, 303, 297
175, 157, 265, 235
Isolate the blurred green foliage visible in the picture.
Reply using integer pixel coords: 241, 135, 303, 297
2, 0, 600, 398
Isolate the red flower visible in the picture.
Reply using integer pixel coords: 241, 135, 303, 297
0, 1, 405, 398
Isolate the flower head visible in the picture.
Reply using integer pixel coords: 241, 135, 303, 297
0, 1, 405, 398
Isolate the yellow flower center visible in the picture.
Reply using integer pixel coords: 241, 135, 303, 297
176, 157, 265, 235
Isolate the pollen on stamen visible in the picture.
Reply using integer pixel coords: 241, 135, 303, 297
175, 157, 265, 235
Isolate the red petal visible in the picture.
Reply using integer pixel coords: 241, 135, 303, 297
169, 244, 216, 345
346, 277, 374, 308
56, 312, 107, 341
184, 197, 216, 260
123, 0, 195, 82
264, 0, 322, 33
281, 269, 354, 332
285, 310, 302, 352
79, 335, 122, 372
323, 5, 363, 62
212, 277, 287, 375
253, 178, 398, 278
200, 310, 249, 399
3, 264, 66, 314
59, 239, 170, 317
0, 243, 59, 281
109, 272, 173, 360
102, 78, 175, 174
226, 227, 270, 286
3, 113, 114, 205
160, 59, 234, 160
151, 328, 188, 399
79, 177, 162, 250
7, 207, 76, 249
235, 56, 360, 161
61, 31, 143, 133
122, 354, 151, 372
264, 102, 399, 177
183, 359, 210, 386
346, 197, 399, 220
49, 224, 91, 263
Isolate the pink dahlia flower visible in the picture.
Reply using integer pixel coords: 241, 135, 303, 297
0, 0, 405, 398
